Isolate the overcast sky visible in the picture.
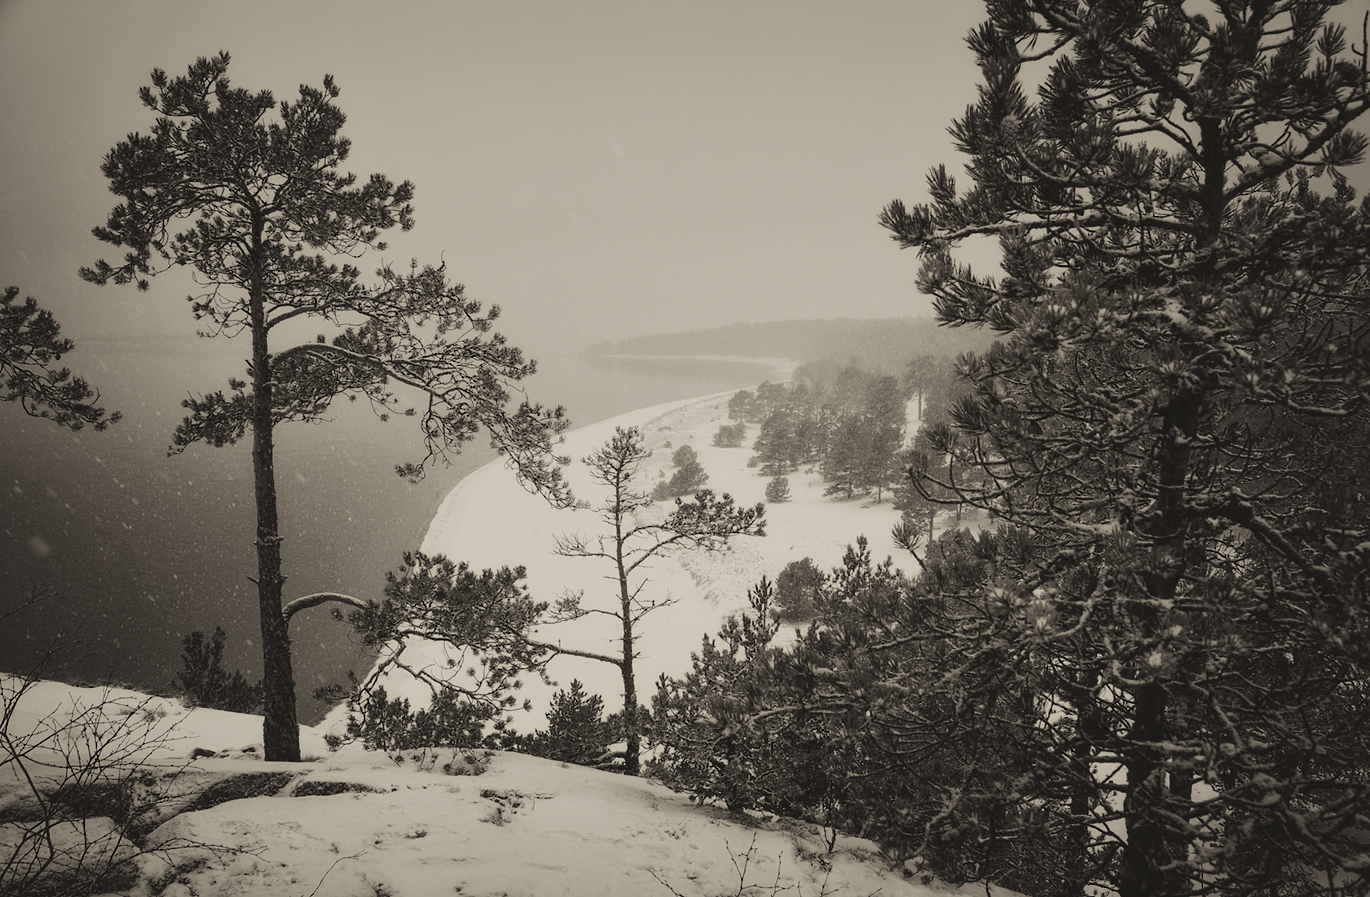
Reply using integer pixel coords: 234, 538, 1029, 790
0, 1, 991, 355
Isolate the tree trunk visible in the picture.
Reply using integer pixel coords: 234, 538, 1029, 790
249, 222, 301, 763
602, 472, 643, 776
1120, 382, 1206, 894
621, 631, 639, 776
1120, 114, 1225, 896
618, 550, 640, 776
1119, 681, 1170, 897
1065, 669, 1103, 897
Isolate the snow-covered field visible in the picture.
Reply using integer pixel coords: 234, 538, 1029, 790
3, 387, 1021, 897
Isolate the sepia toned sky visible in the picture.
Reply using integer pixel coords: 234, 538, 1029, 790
0, 0, 988, 355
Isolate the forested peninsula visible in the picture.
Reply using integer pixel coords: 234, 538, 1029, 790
582, 317, 995, 373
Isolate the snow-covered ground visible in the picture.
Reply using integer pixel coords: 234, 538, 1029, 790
2, 677, 1018, 896
332, 389, 928, 736
3, 386, 1022, 897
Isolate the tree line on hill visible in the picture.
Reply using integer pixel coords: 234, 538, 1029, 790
582, 317, 994, 375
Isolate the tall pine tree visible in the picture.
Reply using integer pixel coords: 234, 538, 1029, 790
875, 4, 1370, 894
876, 3, 1370, 892
547, 427, 765, 775
858, 374, 907, 500
82, 54, 570, 761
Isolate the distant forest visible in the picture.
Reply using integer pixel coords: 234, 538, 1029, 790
581, 318, 994, 373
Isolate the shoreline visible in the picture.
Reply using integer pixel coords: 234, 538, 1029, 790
413, 352, 797, 558
407, 355, 801, 575
416, 390, 738, 557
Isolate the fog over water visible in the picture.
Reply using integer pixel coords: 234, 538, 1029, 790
1, 338, 777, 723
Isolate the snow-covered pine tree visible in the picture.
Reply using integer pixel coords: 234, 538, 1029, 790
537, 680, 612, 766
650, 578, 830, 816
329, 552, 551, 750
752, 407, 801, 476
821, 415, 865, 498
712, 421, 747, 448
857, 374, 907, 501
878, 3, 1370, 894
764, 475, 792, 504
666, 455, 709, 497
773, 556, 822, 622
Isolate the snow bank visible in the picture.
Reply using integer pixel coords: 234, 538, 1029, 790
0, 675, 333, 774
129, 745, 1012, 897
5, 677, 1022, 896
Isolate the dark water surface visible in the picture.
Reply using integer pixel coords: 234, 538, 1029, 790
1, 337, 775, 722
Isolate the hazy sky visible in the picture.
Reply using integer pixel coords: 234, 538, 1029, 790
0, 0, 988, 355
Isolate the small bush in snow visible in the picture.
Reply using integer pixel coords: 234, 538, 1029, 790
764, 476, 791, 504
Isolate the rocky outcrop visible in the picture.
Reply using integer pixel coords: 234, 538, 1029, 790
2, 762, 341, 895
2, 745, 484, 895
126, 769, 298, 840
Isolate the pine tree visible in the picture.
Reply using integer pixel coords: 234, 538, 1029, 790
650, 579, 827, 816
753, 380, 791, 422
752, 407, 801, 475
712, 421, 747, 448
828, 365, 867, 420
81, 54, 569, 761
891, 428, 952, 551
857, 374, 906, 500
878, 4, 1370, 894
773, 556, 822, 622
174, 627, 262, 714
793, 410, 827, 465
537, 680, 611, 766
339, 685, 489, 751
728, 388, 758, 422
1, 286, 119, 431
330, 552, 551, 749
548, 427, 765, 775
666, 456, 709, 496
903, 355, 938, 418
821, 414, 864, 498
661, 537, 1040, 880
